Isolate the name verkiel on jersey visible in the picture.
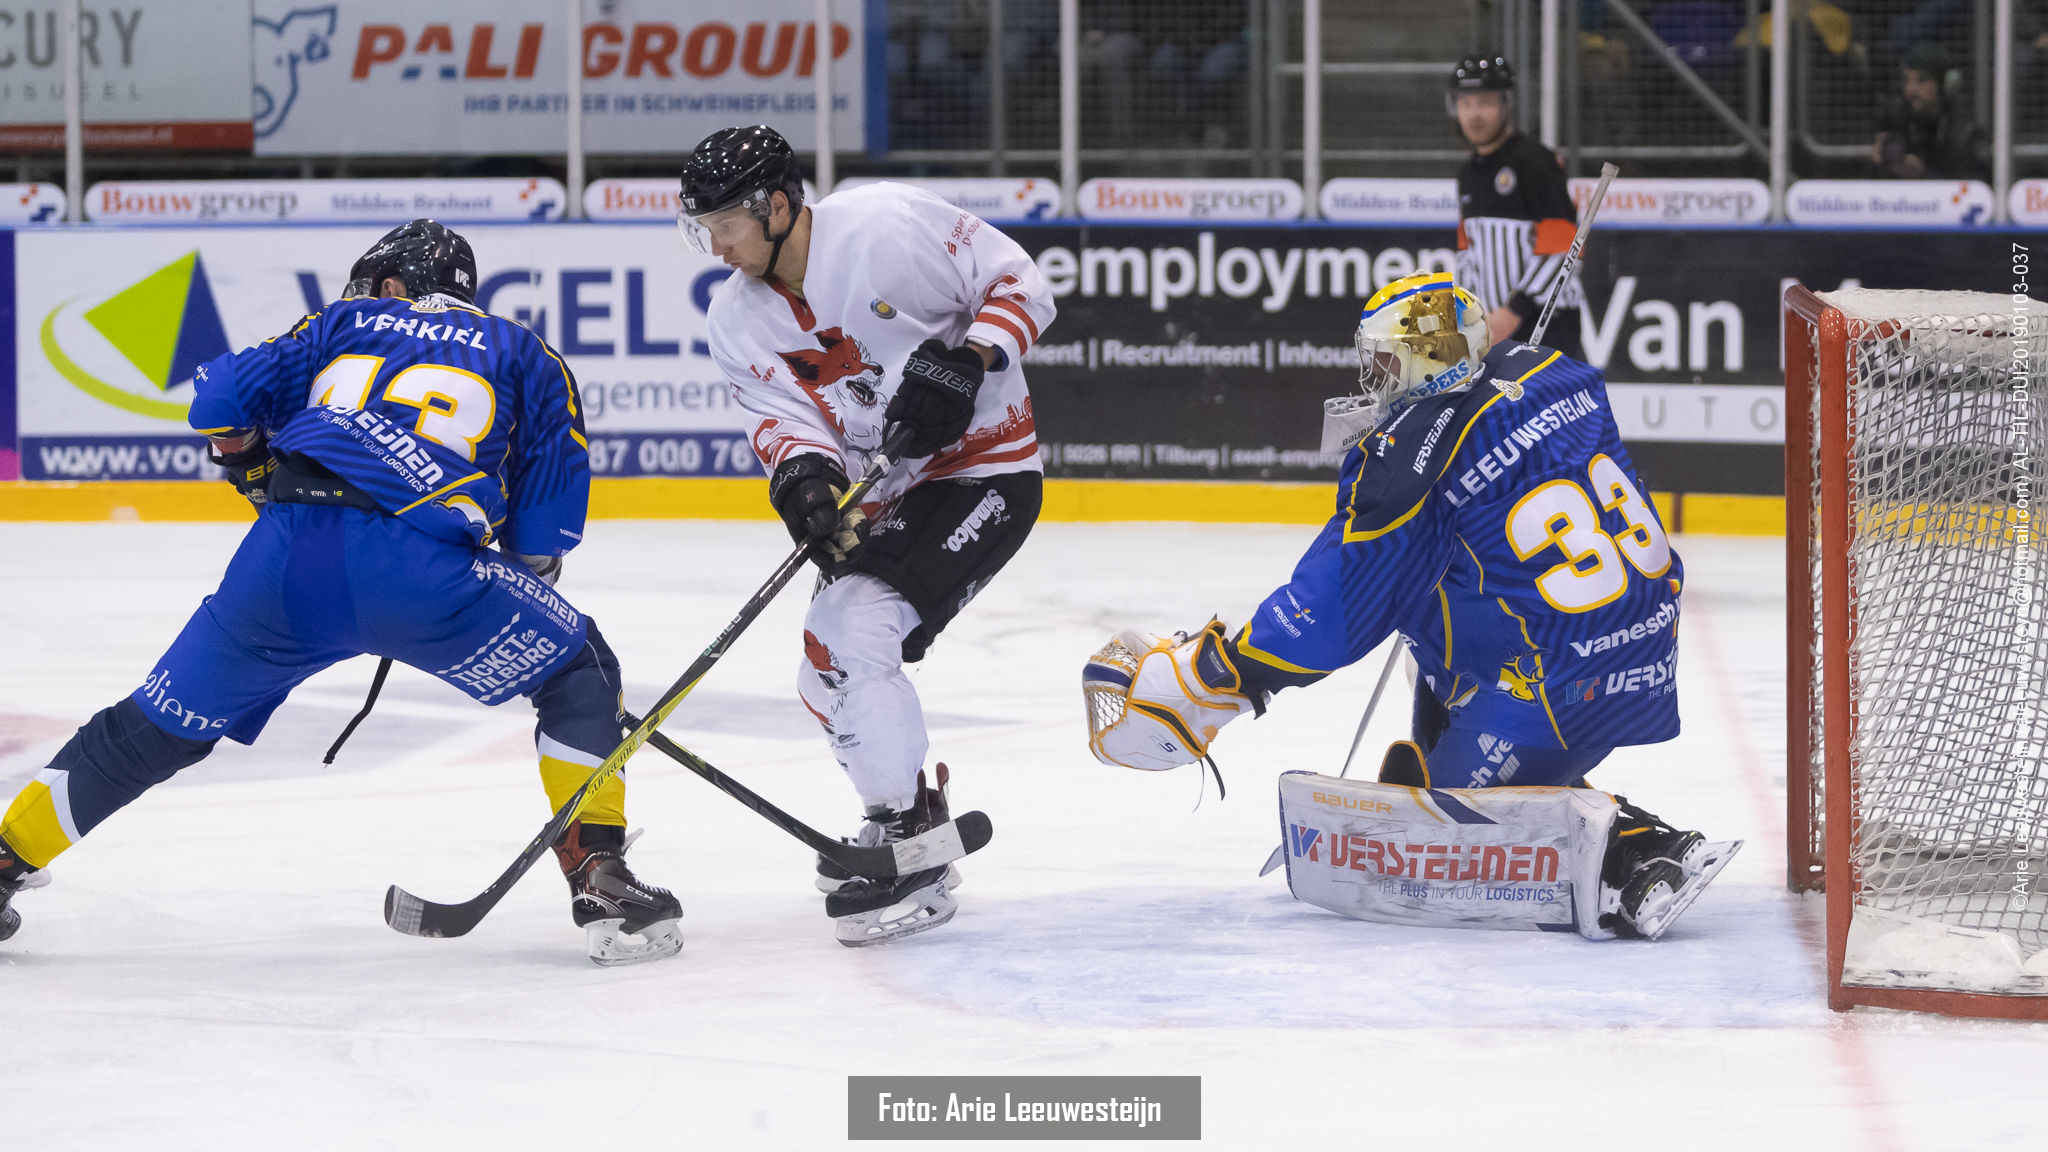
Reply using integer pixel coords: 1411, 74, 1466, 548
353, 310, 489, 350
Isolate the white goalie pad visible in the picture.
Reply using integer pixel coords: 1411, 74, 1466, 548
1278, 771, 1619, 940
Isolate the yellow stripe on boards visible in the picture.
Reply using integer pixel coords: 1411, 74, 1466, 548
0, 479, 1793, 534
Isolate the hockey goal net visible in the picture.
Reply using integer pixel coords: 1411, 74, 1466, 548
1785, 284, 2048, 1017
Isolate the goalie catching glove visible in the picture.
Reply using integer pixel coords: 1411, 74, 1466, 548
1083, 621, 1257, 772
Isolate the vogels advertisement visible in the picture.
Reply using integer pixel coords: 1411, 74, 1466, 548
11, 226, 752, 481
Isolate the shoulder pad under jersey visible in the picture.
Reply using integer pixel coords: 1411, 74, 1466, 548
1341, 387, 1504, 541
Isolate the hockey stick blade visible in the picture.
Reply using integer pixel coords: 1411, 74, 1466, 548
628, 716, 992, 879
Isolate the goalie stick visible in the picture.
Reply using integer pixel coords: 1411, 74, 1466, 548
1257, 643, 1401, 876
385, 428, 934, 941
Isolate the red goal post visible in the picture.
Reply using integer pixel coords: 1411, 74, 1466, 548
1783, 282, 2048, 1019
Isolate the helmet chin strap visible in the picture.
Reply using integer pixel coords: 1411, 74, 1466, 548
762, 200, 798, 281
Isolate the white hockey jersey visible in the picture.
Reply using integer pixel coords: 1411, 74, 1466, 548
706, 182, 1056, 506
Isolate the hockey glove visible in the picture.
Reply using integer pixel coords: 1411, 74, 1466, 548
207, 430, 275, 507
770, 454, 867, 566
1083, 621, 1256, 771
505, 549, 564, 586
885, 338, 984, 458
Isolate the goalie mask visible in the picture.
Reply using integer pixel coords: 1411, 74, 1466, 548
1322, 273, 1490, 452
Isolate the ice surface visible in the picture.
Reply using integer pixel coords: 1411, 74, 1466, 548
3, 520, 2044, 1150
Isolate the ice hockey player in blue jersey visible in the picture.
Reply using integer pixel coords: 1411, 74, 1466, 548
1084, 272, 1736, 940
0, 221, 681, 964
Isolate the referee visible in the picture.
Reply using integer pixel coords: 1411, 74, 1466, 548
1450, 54, 1586, 360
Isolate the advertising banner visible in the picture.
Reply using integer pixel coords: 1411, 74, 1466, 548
583, 177, 818, 222
1786, 179, 1995, 227
11, 225, 747, 481
1318, 179, 1459, 225
0, 0, 253, 150
1076, 178, 1303, 221
1011, 225, 2026, 493
0, 184, 66, 225
1565, 177, 1771, 225
833, 177, 1063, 223
2009, 180, 2048, 227
250, 0, 871, 156
84, 179, 568, 224
1318, 178, 1771, 227
6, 222, 2028, 494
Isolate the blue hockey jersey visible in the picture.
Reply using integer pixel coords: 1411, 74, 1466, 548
187, 293, 589, 556
1231, 341, 1682, 750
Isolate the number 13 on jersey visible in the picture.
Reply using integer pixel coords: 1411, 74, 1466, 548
1505, 454, 1672, 613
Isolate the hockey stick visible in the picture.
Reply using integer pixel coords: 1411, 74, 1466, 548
631, 719, 992, 878
384, 428, 920, 940
1529, 161, 1619, 347
1257, 643, 1402, 876
322, 657, 391, 764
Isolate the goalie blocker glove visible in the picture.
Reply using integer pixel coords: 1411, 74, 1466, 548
885, 338, 985, 458
769, 454, 867, 566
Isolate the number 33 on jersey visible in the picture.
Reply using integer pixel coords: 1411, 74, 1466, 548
1233, 341, 1683, 752
188, 293, 591, 557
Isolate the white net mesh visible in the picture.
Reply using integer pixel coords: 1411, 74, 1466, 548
1804, 287, 2048, 996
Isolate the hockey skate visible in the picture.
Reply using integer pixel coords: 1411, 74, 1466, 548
1599, 800, 1741, 940
0, 836, 45, 943
815, 763, 963, 896
826, 767, 959, 947
552, 822, 684, 966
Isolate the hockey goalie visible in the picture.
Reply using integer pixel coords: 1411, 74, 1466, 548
1083, 272, 1737, 940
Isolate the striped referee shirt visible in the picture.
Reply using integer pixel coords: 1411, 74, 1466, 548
1456, 132, 1585, 323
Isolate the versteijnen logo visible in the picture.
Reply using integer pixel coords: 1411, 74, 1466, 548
41, 250, 231, 420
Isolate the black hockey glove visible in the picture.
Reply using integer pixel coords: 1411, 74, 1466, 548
885, 338, 985, 459
207, 430, 275, 507
769, 454, 867, 567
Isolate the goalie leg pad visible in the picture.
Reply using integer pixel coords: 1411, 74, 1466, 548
1277, 771, 1617, 938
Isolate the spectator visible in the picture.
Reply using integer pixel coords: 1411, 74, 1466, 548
1872, 42, 1990, 180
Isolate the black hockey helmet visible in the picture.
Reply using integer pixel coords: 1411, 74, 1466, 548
678, 124, 805, 222
1449, 54, 1516, 92
1447, 54, 1515, 123
345, 219, 477, 302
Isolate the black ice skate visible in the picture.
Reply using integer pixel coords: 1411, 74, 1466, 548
0, 838, 31, 943
553, 822, 684, 966
815, 763, 963, 897
1598, 799, 1741, 940
826, 767, 959, 947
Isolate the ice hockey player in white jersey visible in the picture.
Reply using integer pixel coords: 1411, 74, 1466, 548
1082, 273, 1737, 941
680, 125, 1054, 946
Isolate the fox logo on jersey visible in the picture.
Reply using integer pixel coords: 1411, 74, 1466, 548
779, 328, 884, 408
